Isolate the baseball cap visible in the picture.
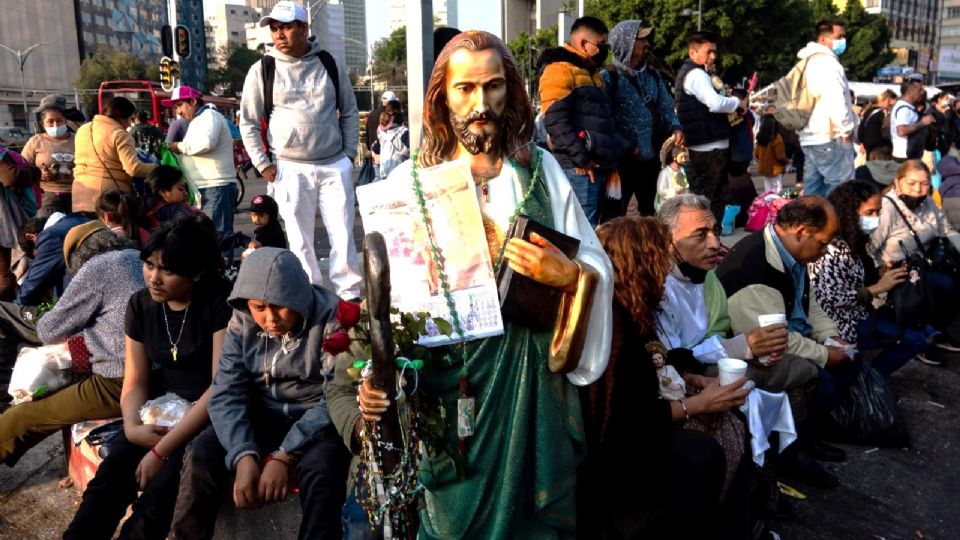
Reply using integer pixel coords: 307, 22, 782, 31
259, 1, 308, 27
381, 91, 398, 103
33, 94, 67, 113
161, 86, 204, 108
250, 194, 279, 217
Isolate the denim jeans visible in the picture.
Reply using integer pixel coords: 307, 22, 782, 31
857, 314, 932, 377
198, 183, 238, 234
801, 139, 855, 196
563, 168, 605, 226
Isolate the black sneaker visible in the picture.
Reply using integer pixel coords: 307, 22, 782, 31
917, 352, 943, 366
804, 440, 847, 463
781, 449, 839, 490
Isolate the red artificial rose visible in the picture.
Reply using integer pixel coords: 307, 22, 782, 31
323, 330, 351, 354
336, 299, 361, 328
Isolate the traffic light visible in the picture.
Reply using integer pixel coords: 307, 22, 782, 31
159, 57, 173, 91
159, 56, 180, 91
175, 25, 190, 59
168, 60, 181, 84
161, 25, 173, 57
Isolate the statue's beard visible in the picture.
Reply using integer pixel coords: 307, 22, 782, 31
450, 110, 501, 156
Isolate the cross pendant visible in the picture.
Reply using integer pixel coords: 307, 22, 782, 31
170, 345, 178, 362
481, 182, 490, 203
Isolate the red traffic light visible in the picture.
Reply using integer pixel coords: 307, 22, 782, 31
175, 25, 191, 59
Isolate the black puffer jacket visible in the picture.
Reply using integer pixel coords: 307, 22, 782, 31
538, 44, 627, 171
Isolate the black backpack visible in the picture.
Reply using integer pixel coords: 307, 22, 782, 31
259, 50, 340, 158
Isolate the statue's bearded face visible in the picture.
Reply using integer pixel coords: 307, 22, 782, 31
445, 49, 508, 156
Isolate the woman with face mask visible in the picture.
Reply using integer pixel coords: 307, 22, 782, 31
870, 160, 960, 358
21, 105, 76, 217
809, 180, 930, 375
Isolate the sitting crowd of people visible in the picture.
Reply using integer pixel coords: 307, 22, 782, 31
1, 9, 958, 539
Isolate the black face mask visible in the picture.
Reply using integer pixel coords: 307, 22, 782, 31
674, 244, 708, 284
591, 43, 610, 66
899, 193, 927, 211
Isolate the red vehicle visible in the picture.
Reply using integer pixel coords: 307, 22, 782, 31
97, 80, 238, 132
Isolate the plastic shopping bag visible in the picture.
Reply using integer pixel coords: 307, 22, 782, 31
826, 363, 910, 447
8, 344, 72, 404
139, 393, 192, 427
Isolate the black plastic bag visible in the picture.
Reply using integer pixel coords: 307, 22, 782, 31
827, 363, 910, 447
357, 157, 376, 187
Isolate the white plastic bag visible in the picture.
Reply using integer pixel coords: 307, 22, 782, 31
139, 393, 192, 427
8, 344, 72, 405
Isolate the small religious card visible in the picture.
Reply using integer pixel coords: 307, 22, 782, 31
457, 397, 476, 438
357, 161, 505, 346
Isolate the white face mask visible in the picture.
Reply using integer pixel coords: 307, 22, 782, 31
860, 215, 880, 233
45, 125, 68, 138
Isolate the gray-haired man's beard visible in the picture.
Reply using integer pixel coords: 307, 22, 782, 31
450, 110, 501, 155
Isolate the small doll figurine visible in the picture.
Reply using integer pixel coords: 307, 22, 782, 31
646, 341, 686, 401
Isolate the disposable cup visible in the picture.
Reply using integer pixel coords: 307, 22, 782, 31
757, 314, 787, 366
758, 313, 787, 328
718, 358, 748, 386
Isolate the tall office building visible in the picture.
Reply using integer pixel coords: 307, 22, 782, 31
940, 1, 960, 81
388, 0, 455, 33
174, 0, 209, 90
73, 0, 208, 90
0, 0, 82, 128
205, 2, 258, 67
855, 0, 940, 77
342, 0, 368, 78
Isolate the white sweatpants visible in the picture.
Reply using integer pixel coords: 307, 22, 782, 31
273, 156, 362, 298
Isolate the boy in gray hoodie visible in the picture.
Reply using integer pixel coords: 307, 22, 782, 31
170, 248, 351, 539
238, 1, 362, 301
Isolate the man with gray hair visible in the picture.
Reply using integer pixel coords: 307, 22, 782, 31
656, 194, 790, 365
656, 195, 844, 489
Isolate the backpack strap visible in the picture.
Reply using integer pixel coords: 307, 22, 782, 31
317, 50, 341, 113
884, 195, 929, 258
260, 55, 276, 128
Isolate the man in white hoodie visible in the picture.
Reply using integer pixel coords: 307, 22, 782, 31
239, 1, 362, 299
797, 20, 857, 197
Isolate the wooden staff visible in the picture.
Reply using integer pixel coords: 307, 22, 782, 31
363, 232, 402, 474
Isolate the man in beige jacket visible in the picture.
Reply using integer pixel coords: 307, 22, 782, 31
717, 196, 854, 489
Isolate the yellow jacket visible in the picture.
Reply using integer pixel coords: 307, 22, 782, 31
72, 115, 156, 212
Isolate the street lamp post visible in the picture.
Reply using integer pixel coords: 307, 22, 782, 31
0, 41, 44, 131
682, 0, 703, 31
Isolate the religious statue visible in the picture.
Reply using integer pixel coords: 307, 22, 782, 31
326, 30, 613, 539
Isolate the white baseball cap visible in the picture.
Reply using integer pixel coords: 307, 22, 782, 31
381, 91, 398, 103
259, 1, 308, 27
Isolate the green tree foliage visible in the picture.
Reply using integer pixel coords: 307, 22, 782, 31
208, 43, 263, 97
509, 26, 558, 97
587, 0, 891, 86
840, 0, 894, 81
509, 25, 558, 72
74, 48, 159, 110
371, 26, 407, 86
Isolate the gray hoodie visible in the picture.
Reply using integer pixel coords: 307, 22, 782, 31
208, 248, 343, 468
239, 39, 360, 173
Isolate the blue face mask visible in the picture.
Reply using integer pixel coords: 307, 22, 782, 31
859, 215, 879, 233
832, 37, 847, 56
45, 125, 67, 138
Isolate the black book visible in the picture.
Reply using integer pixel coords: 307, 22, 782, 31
496, 215, 580, 330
